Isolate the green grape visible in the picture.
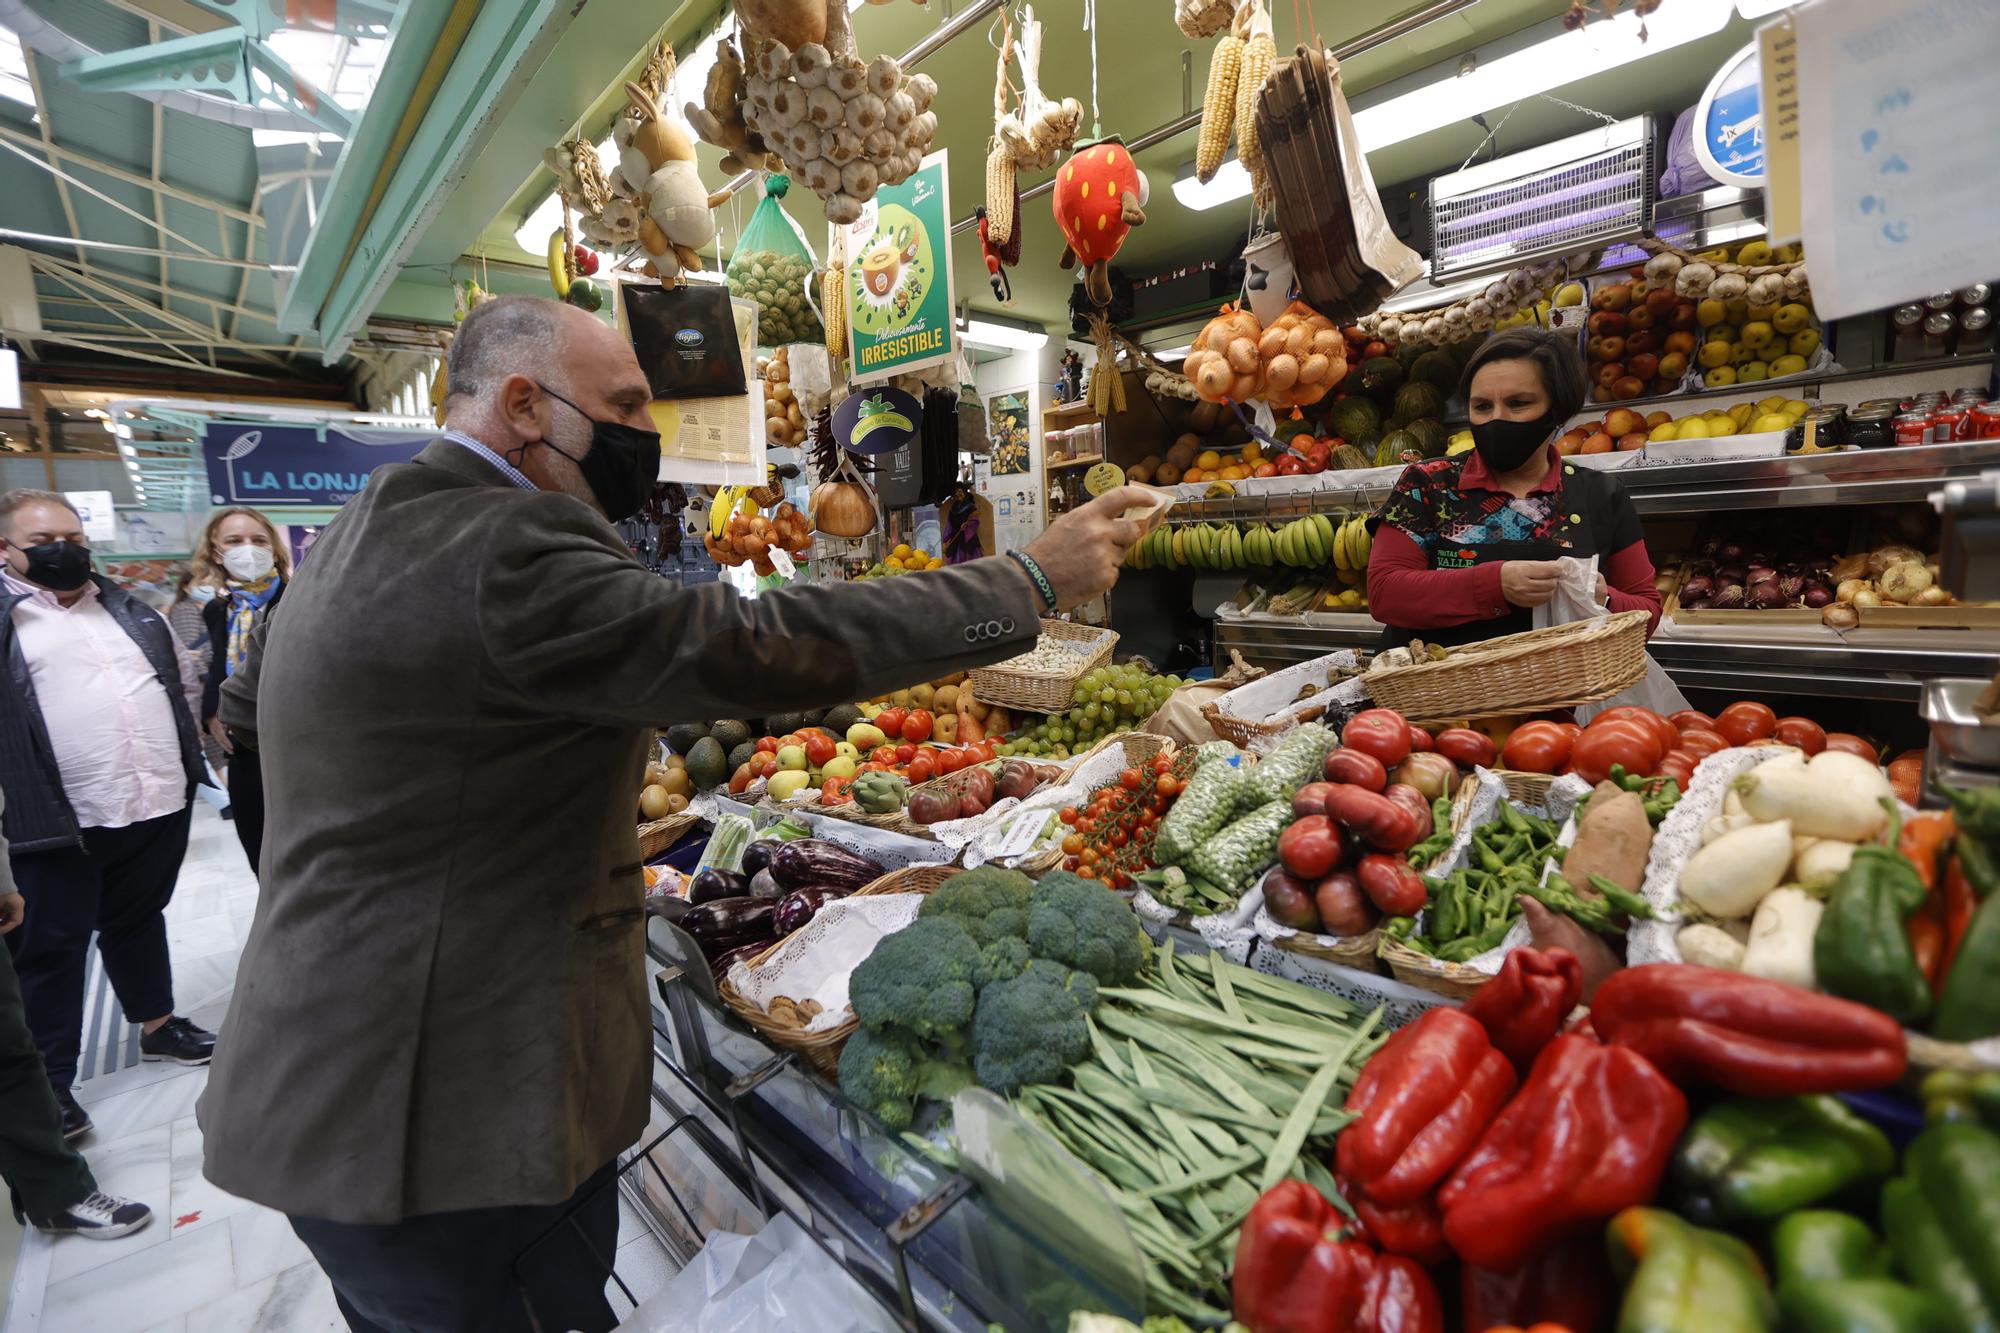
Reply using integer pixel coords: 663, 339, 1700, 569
1115, 689, 1134, 709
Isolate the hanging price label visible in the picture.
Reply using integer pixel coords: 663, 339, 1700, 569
766, 545, 797, 577
1083, 461, 1125, 497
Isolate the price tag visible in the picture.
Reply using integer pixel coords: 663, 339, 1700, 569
1120, 485, 1175, 534
766, 545, 797, 577
992, 806, 1052, 860
1083, 461, 1126, 497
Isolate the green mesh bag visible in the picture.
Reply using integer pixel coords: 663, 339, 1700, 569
725, 176, 824, 349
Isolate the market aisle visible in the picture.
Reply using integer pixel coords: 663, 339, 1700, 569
1, 804, 679, 1333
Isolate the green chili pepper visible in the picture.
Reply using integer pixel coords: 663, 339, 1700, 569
1957, 833, 2000, 901
1586, 873, 1657, 920
1383, 915, 1417, 941
1941, 785, 2000, 842
1431, 795, 1453, 835
1497, 800, 1530, 836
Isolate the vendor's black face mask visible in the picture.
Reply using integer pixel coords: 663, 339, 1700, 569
12, 540, 93, 592
533, 384, 661, 522
1471, 412, 1557, 474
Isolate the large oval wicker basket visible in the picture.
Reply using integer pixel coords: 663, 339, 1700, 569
716, 864, 958, 1078
1364, 611, 1649, 726
968, 618, 1119, 714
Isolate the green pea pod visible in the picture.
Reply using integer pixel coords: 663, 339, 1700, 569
1779, 1279, 1955, 1333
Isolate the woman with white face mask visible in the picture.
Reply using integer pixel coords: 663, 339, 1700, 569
193, 507, 291, 875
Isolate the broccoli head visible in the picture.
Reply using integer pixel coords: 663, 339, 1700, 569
977, 935, 1033, 987
1026, 871, 1151, 986
837, 1026, 925, 1130
918, 866, 1035, 946
848, 916, 982, 1040
970, 958, 1099, 1095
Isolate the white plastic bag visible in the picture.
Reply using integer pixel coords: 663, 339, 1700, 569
1532, 556, 1688, 722
616, 1214, 880, 1332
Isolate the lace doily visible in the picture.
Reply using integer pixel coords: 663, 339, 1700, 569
1131, 882, 1263, 951
725, 894, 926, 1031
1209, 652, 1360, 736
1626, 745, 1798, 966
1246, 938, 1453, 1030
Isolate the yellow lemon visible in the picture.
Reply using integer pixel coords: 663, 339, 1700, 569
892, 543, 912, 558
1555, 282, 1586, 307
1752, 413, 1794, 434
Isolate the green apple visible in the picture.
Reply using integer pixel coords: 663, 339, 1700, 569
767, 770, 811, 801
835, 741, 859, 759
821, 754, 859, 780
776, 744, 808, 772
846, 723, 887, 752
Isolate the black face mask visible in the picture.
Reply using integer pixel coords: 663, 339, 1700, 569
12, 540, 93, 592
529, 384, 661, 522
1470, 411, 1558, 474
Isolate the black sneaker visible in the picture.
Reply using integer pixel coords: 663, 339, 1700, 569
31, 1191, 153, 1240
55, 1087, 91, 1141
139, 1016, 215, 1066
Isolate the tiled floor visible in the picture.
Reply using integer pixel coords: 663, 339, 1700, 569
2, 805, 679, 1332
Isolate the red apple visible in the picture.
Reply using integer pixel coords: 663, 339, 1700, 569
1598, 336, 1626, 362
1669, 303, 1698, 332
1596, 361, 1625, 388
1627, 352, 1660, 381
1651, 377, 1680, 396
1612, 375, 1646, 400
1626, 306, 1656, 332
1597, 284, 1631, 312
1644, 287, 1679, 316
1664, 331, 1696, 356
1586, 336, 1607, 361
1588, 310, 1628, 337
1617, 431, 1649, 451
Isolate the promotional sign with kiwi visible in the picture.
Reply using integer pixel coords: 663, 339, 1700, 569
843, 150, 956, 382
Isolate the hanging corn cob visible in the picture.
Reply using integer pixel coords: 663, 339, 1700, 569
1196, 5, 1246, 183
1234, 0, 1275, 207
985, 143, 1017, 247
821, 234, 848, 363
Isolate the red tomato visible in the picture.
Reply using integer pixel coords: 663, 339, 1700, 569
749, 751, 779, 779
1343, 709, 1413, 766
1156, 775, 1182, 799
972, 741, 997, 762
1433, 728, 1498, 769
905, 755, 936, 784
1407, 725, 1434, 753
1325, 749, 1389, 792
1824, 732, 1879, 760
1278, 816, 1346, 879
821, 776, 853, 804
1569, 722, 1663, 785
1715, 701, 1778, 746
1151, 753, 1174, 774
871, 746, 898, 764
1669, 709, 1717, 734
1654, 749, 1697, 788
1772, 716, 1827, 755
1590, 707, 1679, 757
875, 707, 907, 737
1120, 767, 1144, 791
1677, 728, 1730, 760
894, 744, 917, 764
1058, 805, 1079, 824
901, 709, 934, 743
1500, 721, 1573, 773
755, 736, 780, 754
937, 747, 968, 774
803, 733, 836, 766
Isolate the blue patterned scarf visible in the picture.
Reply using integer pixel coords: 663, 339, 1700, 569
225, 572, 281, 676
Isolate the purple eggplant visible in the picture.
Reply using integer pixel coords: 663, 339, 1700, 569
709, 940, 770, 982
739, 840, 780, 877
748, 867, 785, 901
773, 889, 830, 936
770, 839, 882, 893
681, 898, 775, 959
689, 868, 749, 905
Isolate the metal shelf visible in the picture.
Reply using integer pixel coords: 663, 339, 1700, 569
1213, 611, 2000, 701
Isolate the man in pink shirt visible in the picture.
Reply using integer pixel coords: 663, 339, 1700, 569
0, 491, 214, 1141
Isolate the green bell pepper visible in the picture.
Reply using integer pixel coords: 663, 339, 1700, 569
1941, 785, 2000, 843
1671, 1095, 1894, 1226
1957, 833, 2000, 901
1608, 1206, 1776, 1333
1920, 1070, 2000, 1131
1815, 803, 1933, 1025
1773, 1210, 1891, 1288
1773, 1210, 1950, 1333
1882, 1124, 2000, 1333
1933, 891, 2000, 1042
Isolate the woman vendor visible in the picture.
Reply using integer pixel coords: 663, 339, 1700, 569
1366, 327, 1663, 647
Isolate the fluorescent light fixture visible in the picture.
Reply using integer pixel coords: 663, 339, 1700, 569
1154, 343, 1193, 360
959, 315, 1049, 351
0, 25, 31, 109
1172, 157, 1251, 211
1350, 0, 1733, 154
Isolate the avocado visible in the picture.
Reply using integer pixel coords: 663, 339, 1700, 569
708, 719, 751, 752
764, 711, 806, 737
664, 722, 710, 754
684, 736, 729, 790
822, 704, 863, 733
727, 741, 757, 774
800, 708, 826, 727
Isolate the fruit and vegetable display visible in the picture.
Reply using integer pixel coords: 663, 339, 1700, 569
665, 821, 887, 979
1555, 395, 1811, 454
1044, 746, 1201, 889
855, 541, 943, 577
701, 479, 814, 574
996, 661, 1185, 760
1661, 512, 1964, 623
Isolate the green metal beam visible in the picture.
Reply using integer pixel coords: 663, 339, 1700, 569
61, 27, 354, 138
188, 0, 397, 41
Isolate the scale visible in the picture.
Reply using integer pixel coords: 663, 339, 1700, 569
1920, 471, 2000, 797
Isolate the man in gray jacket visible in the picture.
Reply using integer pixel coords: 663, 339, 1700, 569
199, 294, 1146, 1332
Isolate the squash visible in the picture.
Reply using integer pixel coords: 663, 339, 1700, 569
811, 480, 876, 538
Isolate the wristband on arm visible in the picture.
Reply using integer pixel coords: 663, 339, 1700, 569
1007, 550, 1059, 612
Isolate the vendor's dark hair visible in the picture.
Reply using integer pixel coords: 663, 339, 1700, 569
1458, 326, 1588, 422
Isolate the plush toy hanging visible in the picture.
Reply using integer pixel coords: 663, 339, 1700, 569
1051, 137, 1147, 308
622, 76, 734, 282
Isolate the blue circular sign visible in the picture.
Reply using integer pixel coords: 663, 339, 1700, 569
1694, 42, 1764, 186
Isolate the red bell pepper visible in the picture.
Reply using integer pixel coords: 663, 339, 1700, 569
1438, 1033, 1687, 1271
1337, 1009, 1516, 1206
1338, 1174, 1451, 1265
1459, 947, 1583, 1074
1589, 963, 1907, 1096
1460, 1234, 1610, 1333
1232, 1180, 1444, 1333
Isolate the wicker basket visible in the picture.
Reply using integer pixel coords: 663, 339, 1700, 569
1274, 928, 1383, 972
639, 812, 700, 860
716, 864, 960, 1078
969, 618, 1119, 714
818, 759, 1068, 837
1363, 611, 1649, 726
1075, 730, 1174, 771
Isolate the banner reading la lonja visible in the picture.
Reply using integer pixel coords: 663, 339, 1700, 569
203, 422, 434, 507
843, 149, 955, 382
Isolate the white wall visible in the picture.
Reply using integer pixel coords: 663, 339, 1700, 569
972, 341, 1054, 551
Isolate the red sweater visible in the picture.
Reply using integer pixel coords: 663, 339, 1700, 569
1368, 525, 1663, 633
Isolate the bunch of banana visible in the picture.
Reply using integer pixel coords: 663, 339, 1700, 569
1273, 515, 1335, 567
707, 484, 761, 537
1330, 514, 1373, 573
1242, 523, 1277, 565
